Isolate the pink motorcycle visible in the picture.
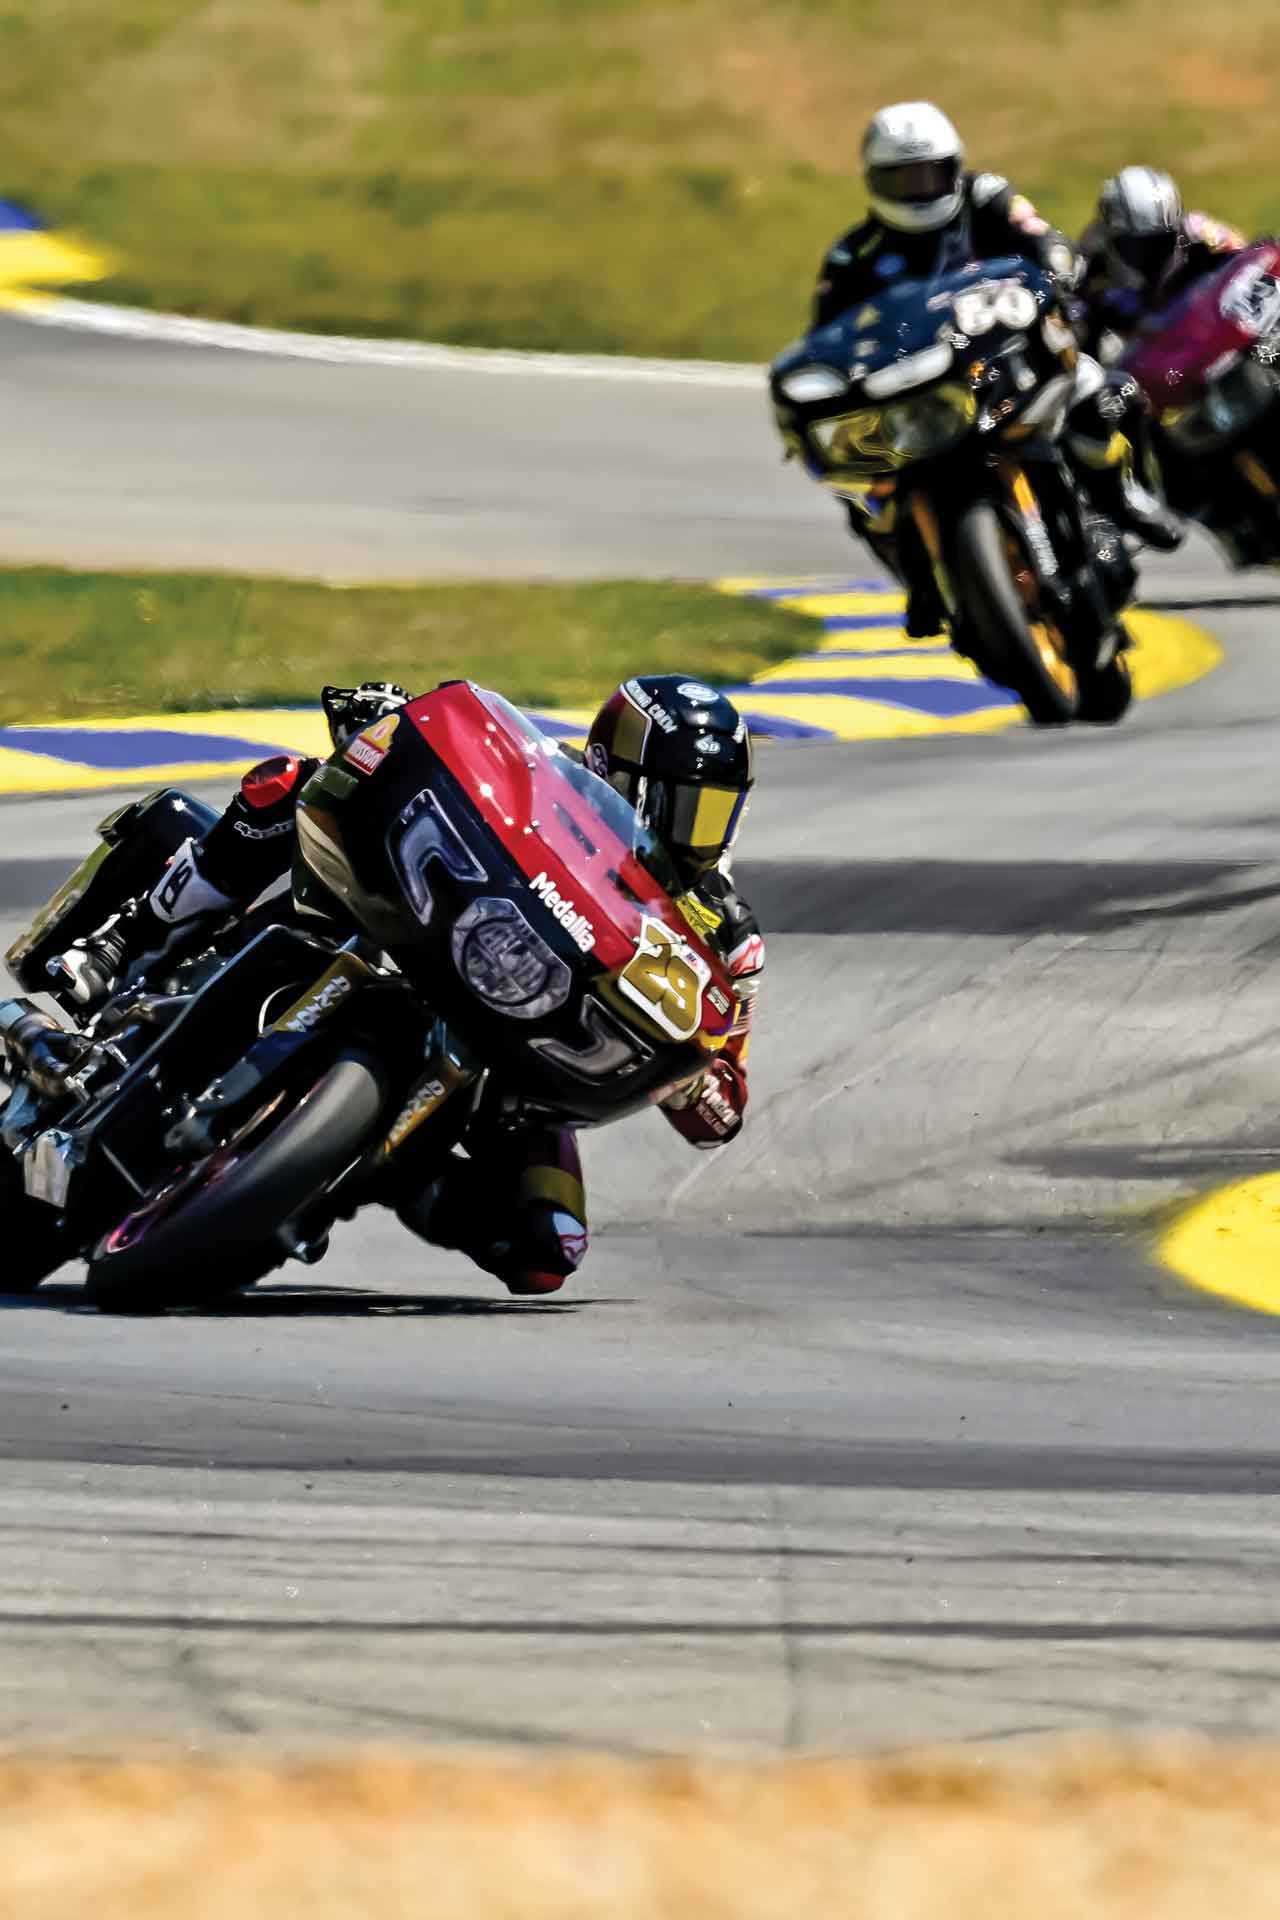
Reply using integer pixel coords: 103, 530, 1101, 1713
1124, 240, 1280, 567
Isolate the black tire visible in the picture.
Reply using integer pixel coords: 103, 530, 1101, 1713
84, 1051, 386, 1313
1077, 644, 1133, 725
952, 503, 1079, 726
0, 1156, 68, 1294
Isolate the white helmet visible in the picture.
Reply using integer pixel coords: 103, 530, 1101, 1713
862, 102, 964, 233
1098, 166, 1185, 290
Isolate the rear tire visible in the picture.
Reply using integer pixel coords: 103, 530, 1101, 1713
84, 1051, 386, 1313
952, 503, 1079, 726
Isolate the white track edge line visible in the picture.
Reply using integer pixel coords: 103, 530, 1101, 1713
7, 291, 766, 387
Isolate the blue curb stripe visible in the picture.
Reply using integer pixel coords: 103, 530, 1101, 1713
0, 726, 297, 770
734, 712, 836, 740
0, 200, 42, 233
742, 579, 886, 600
742, 676, 1018, 717
820, 613, 907, 631
796, 646, 952, 662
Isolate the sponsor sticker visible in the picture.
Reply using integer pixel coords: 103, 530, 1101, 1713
675, 890, 723, 941
233, 816, 293, 841
385, 1076, 448, 1153
529, 870, 596, 953
345, 712, 401, 775
676, 682, 718, 703
281, 972, 352, 1032
623, 679, 677, 734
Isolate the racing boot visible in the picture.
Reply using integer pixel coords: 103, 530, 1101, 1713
48, 897, 169, 1010
845, 503, 944, 638
1086, 458, 1184, 553
395, 1129, 588, 1296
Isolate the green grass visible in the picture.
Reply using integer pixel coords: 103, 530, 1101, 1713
3, 1, 1279, 359
0, 570, 814, 724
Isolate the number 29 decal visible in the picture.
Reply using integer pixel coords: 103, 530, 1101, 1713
617, 916, 710, 1041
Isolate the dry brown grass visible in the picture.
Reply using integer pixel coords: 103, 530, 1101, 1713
3, 1742, 1280, 1918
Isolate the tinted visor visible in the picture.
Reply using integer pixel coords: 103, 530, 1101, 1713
658, 781, 749, 870
867, 157, 959, 206
1112, 228, 1179, 284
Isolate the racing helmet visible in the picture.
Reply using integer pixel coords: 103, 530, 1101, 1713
321, 681, 411, 751
1098, 166, 1185, 291
585, 675, 754, 881
862, 102, 964, 234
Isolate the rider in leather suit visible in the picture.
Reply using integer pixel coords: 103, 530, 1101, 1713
52, 677, 764, 1297
1075, 166, 1245, 357
813, 103, 1182, 633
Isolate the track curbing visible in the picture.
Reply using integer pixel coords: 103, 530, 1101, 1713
0, 582, 1222, 793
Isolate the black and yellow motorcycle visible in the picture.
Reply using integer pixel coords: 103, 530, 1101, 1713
770, 256, 1136, 725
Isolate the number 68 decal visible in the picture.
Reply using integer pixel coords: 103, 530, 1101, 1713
618, 915, 710, 1041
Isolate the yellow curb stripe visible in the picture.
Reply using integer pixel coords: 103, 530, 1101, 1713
0, 231, 107, 295
1159, 1172, 1280, 1317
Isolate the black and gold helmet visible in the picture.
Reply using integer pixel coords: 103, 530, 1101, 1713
584, 675, 753, 880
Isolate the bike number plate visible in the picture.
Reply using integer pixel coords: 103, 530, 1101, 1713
618, 916, 709, 1042
1221, 263, 1280, 338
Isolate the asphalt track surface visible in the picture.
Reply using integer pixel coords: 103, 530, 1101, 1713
4, 315, 1280, 1753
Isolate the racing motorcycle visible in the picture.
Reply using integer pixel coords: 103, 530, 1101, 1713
0, 684, 743, 1311
1123, 239, 1280, 569
771, 257, 1137, 724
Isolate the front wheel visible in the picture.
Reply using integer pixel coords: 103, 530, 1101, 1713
85, 1051, 386, 1313
1076, 642, 1133, 725
951, 503, 1079, 726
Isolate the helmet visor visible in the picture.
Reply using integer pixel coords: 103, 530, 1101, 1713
1112, 228, 1179, 284
660, 782, 750, 869
867, 157, 959, 206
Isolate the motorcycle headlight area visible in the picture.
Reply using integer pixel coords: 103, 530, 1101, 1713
880, 385, 977, 461
451, 897, 571, 1020
812, 385, 975, 472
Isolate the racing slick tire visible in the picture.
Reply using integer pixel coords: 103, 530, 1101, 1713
0, 1155, 69, 1293
84, 1050, 386, 1313
952, 503, 1079, 726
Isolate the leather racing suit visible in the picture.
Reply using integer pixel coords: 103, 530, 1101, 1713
1074, 210, 1246, 357
64, 744, 764, 1296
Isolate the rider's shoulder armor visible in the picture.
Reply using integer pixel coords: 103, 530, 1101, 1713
1185, 210, 1246, 254
969, 171, 1010, 209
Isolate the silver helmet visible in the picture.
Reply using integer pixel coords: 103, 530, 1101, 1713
1098, 166, 1185, 290
862, 102, 964, 234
